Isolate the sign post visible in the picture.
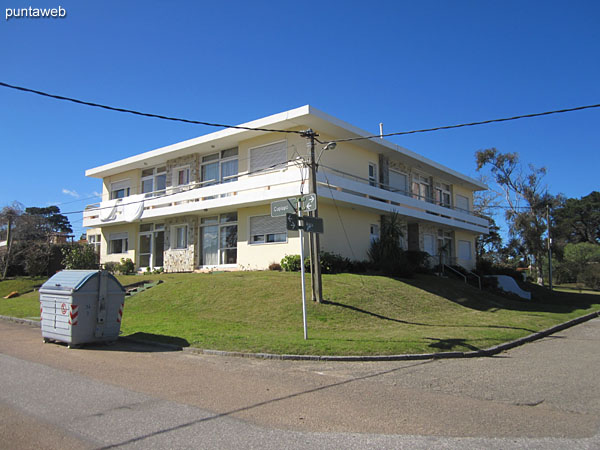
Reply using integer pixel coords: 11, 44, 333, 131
297, 198, 308, 340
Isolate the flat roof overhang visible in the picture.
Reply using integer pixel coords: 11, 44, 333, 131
86, 105, 487, 192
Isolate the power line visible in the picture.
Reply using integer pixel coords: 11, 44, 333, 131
0, 81, 302, 135
328, 103, 600, 144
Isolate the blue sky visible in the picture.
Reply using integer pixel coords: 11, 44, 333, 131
1, 0, 599, 239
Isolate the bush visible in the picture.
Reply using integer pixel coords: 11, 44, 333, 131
269, 262, 282, 271
117, 258, 135, 275
103, 261, 119, 273
319, 252, 351, 274
579, 264, 600, 290
61, 244, 99, 270
281, 254, 302, 272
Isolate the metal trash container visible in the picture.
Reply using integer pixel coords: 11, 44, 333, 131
39, 270, 125, 348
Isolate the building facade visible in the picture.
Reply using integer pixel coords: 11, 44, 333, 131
83, 106, 488, 272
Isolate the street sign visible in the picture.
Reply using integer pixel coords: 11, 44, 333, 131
302, 216, 324, 234
272, 194, 317, 217
271, 198, 298, 217
300, 194, 316, 212
286, 213, 300, 231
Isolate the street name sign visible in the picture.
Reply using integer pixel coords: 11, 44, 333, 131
271, 194, 317, 217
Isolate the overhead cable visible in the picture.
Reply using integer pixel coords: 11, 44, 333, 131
0, 81, 302, 134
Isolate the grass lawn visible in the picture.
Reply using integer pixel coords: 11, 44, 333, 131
1, 272, 599, 355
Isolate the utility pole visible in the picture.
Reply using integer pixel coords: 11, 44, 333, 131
301, 129, 323, 303
547, 203, 553, 290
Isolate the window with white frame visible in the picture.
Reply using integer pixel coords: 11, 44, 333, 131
173, 225, 188, 249
201, 148, 238, 186
199, 213, 238, 265
174, 166, 190, 187
411, 174, 430, 202
389, 169, 408, 195
249, 215, 287, 244
458, 240, 472, 261
455, 194, 470, 212
110, 180, 131, 200
108, 232, 128, 254
434, 182, 451, 208
88, 234, 101, 253
368, 163, 378, 187
141, 166, 167, 198
249, 141, 286, 173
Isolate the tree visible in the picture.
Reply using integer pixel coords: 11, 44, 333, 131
552, 191, 600, 245
62, 243, 99, 270
476, 148, 555, 284
24, 206, 72, 234
473, 177, 503, 264
0, 202, 24, 280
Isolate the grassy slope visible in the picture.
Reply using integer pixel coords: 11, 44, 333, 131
1, 272, 598, 355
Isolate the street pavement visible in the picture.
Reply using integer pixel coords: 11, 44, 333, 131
0, 317, 599, 449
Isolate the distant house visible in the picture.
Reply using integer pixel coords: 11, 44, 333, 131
83, 106, 488, 272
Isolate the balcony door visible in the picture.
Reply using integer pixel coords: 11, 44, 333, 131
139, 223, 165, 270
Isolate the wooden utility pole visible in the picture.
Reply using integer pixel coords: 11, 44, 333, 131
301, 129, 323, 303
547, 203, 553, 290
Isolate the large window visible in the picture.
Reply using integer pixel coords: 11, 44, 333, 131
250, 215, 287, 244
201, 148, 238, 186
88, 234, 101, 253
411, 174, 430, 202
368, 163, 378, 187
199, 213, 238, 265
141, 166, 166, 198
249, 141, 286, 173
173, 225, 188, 249
108, 232, 128, 254
434, 182, 451, 208
110, 180, 130, 200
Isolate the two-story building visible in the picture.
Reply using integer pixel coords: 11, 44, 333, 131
83, 106, 488, 272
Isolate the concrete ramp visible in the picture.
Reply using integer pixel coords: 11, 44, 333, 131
487, 275, 531, 300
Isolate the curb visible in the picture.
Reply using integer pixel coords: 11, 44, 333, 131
2, 310, 599, 361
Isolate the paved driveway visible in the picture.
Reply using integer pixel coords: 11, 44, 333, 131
0, 318, 599, 449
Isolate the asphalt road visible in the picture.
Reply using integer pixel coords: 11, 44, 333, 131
0, 317, 599, 449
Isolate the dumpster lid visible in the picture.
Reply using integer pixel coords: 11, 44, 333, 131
40, 270, 123, 293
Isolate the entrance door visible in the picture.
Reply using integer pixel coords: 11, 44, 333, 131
153, 230, 164, 267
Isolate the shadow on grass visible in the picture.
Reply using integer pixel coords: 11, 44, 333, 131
321, 299, 536, 333
402, 274, 600, 314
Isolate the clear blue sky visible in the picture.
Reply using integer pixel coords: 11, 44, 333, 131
1, 0, 599, 239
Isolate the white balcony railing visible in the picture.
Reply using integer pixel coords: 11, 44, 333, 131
84, 163, 488, 234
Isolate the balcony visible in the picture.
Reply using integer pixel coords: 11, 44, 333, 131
84, 163, 489, 235
83, 163, 306, 228
317, 165, 489, 234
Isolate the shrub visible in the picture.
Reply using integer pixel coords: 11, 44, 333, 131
61, 243, 99, 270
579, 264, 600, 290
269, 262, 282, 271
118, 258, 135, 275
319, 252, 351, 274
103, 261, 119, 273
281, 254, 302, 272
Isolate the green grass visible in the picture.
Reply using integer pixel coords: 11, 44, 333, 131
1, 272, 599, 355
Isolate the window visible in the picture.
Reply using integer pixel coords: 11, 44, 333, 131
370, 224, 380, 242
389, 170, 408, 195
88, 234, 101, 253
411, 174, 430, 202
110, 180, 130, 200
458, 240, 472, 261
201, 148, 238, 186
108, 232, 128, 254
141, 167, 166, 198
423, 234, 435, 256
456, 194, 470, 212
434, 182, 451, 208
175, 167, 190, 186
249, 141, 286, 173
250, 215, 287, 244
368, 163, 378, 187
173, 225, 188, 249
199, 213, 238, 265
